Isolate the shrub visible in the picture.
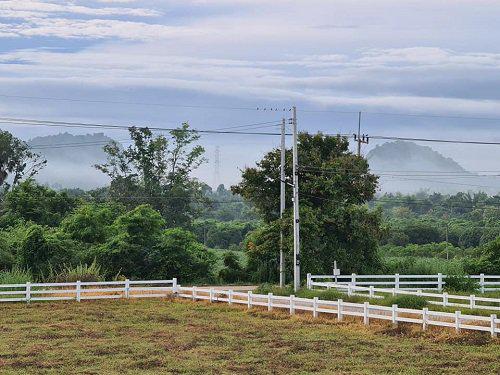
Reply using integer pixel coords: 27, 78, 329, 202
0, 267, 32, 284
382, 295, 428, 309
48, 260, 105, 283
17, 224, 79, 278
444, 274, 478, 293
218, 252, 246, 283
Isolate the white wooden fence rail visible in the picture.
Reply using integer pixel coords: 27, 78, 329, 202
0, 279, 177, 302
307, 273, 500, 292
309, 281, 500, 312
0, 278, 498, 337
176, 286, 499, 338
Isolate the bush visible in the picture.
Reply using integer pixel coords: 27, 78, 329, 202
0, 267, 32, 284
218, 252, 246, 283
17, 224, 79, 278
382, 295, 428, 309
147, 228, 216, 283
48, 261, 105, 282
444, 274, 479, 293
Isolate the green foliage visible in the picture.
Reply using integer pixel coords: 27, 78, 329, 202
47, 261, 104, 283
444, 274, 479, 293
92, 205, 165, 278
0, 267, 32, 284
233, 133, 381, 282
218, 252, 246, 283
0, 236, 15, 271
3, 180, 77, 227
60, 203, 124, 243
193, 219, 258, 249
381, 295, 428, 309
0, 130, 46, 189
95, 124, 206, 228
382, 256, 465, 275
199, 184, 258, 222
17, 224, 79, 278
464, 236, 500, 274
147, 228, 215, 282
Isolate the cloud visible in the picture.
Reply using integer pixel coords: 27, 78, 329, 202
0, 1, 161, 18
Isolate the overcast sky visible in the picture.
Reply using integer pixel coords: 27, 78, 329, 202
1, 0, 500, 188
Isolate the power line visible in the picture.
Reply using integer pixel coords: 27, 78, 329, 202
368, 135, 500, 146
0, 93, 261, 112
0, 117, 290, 136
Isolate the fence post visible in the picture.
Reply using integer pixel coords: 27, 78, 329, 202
172, 278, 178, 296
125, 279, 130, 299
437, 273, 443, 291
392, 288, 396, 297
289, 295, 295, 315
76, 280, 81, 302
369, 285, 374, 298
337, 299, 343, 321
363, 302, 369, 325
443, 292, 448, 307
417, 289, 422, 297
26, 282, 31, 304
491, 314, 497, 338
192, 286, 197, 301
470, 295, 475, 310
351, 273, 357, 287
480, 274, 485, 294
422, 308, 428, 331
228, 289, 232, 305
313, 297, 318, 318
347, 283, 352, 296
268, 293, 273, 311
307, 273, 312, 289
392, 304, 398, 326
395, 273, 400, 289
209, 288, 214, 303
455, 311, 461, 333
247, 291, 252, 309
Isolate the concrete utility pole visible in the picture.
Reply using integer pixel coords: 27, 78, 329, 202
279, 118, 286, 287
291, 106, 301, 292
354, 111, 369, 156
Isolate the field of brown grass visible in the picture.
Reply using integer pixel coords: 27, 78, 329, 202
0, 298, 498, 374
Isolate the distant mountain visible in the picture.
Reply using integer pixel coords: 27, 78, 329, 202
367, 141, 499, 194
28, 133, 114, 189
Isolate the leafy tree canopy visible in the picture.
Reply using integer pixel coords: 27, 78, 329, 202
95, 124, 206, 227
0, 130, 46, 190
233, 133, 381, 281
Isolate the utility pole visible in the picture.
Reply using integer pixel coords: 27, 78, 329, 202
291, 106, 301, 292
279, 118, 286, 287
354, 111, 369, 156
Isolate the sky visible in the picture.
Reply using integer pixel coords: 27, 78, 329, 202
1, 0, 500, 189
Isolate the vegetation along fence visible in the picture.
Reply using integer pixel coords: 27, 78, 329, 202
0, 279, 177, 302
307, 273, 500, 292
309, 282, 500, 311
0, 278, 498, 337
177, 286, 499, 338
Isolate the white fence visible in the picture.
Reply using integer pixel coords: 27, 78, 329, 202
0, 278, 499, 337
176, 286, 499, 338
310, 282, 500, 312
307, 273, 500, 292
0, 279, 177, 302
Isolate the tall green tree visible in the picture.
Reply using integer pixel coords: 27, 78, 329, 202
2, 180, 77, 227
0, 130, 46, 189
233, 133, 381, 281
95, 124, 206, 227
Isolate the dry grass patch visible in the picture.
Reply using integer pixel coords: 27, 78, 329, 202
0, 298, 498, 374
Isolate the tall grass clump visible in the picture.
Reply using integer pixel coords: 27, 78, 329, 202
381, 295, 428, 309
444, 274, 479, 293
48, 261, 105, 283
0, 267, 32, 284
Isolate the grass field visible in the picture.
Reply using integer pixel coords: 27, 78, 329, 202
0, 299, 499, 374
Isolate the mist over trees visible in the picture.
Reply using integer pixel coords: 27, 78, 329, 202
0, 126, 499, 286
